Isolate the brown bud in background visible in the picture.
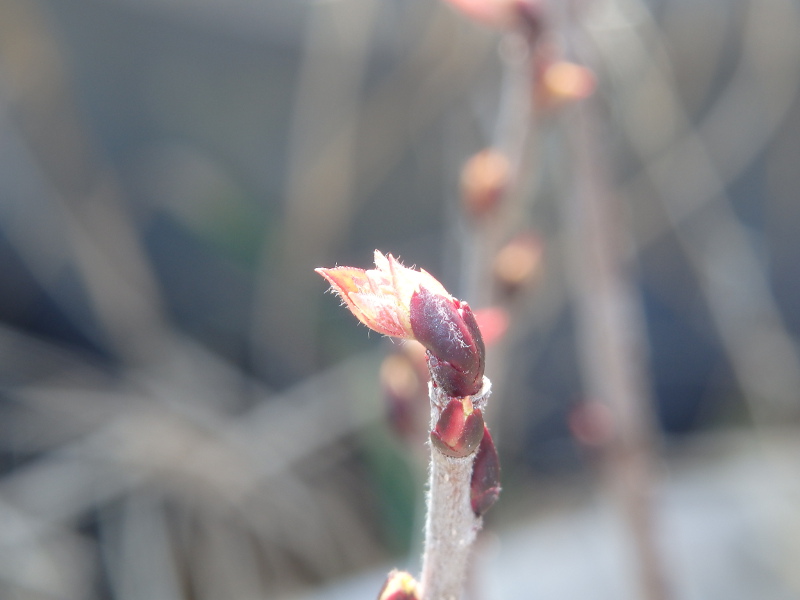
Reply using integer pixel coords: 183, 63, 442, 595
568, 400, 615, 449
460, 148, 511, 220
536, 60, 596, 112
431, 398, 485, 458
377, 570, 420, 600
381, 350, 427, 441
470, 425, 501, 517
492, 232, 543, 296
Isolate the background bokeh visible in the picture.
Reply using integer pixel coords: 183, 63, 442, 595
1, 0, 799, 598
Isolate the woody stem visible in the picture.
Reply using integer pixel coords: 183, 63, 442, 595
419, 379, 491, 600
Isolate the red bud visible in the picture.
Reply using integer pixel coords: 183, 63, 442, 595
430, 398, 485, 458
410, 286, 485, 397
470, 425, 501, 517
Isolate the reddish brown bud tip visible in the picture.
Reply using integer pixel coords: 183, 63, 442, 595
470, 425, 501, 517
410, 286, 485, 397
377, 570, 420, 600
431, 398, 485, 458
316, 251, 449, 340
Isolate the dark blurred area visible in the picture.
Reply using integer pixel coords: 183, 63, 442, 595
0, 0, 799, 598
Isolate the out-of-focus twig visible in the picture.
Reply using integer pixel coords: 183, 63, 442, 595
562, 108, 671, 600
591, 0, 800, 423
0, 0, 169, 365
557, 5, 671, 599
251, 0, 378, 378
251, 0, 495, 381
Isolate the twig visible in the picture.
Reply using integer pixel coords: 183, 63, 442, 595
560, 58, 671, 600
420, 379, 491, 600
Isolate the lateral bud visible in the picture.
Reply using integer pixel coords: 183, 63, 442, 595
470, 425, 501, 517
460, 148, 511, 219
377, 570, 420, 600
430, 398, 485, 458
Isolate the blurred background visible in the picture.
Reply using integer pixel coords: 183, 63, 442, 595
0, 0, 799, 598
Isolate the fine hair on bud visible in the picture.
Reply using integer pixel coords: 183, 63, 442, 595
410, 286, 485, 397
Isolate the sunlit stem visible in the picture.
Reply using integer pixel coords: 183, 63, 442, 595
419, 378, 491, 600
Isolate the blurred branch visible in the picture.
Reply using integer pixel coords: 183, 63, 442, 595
250, 0, 378, 379
251, 0, 495, 380
559, 65, 670, 600
591, 0, 800, 422
0, 318, 389, 592
553, 4, 673, 599
0, 0, 169, 365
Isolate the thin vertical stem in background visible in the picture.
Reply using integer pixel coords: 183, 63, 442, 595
251, 0, 377, 378
454, 32, 538, 457
460, 33, 533, 308
560, 63, 671, 600
593, 0, 800, 425
0, 0, 169, 365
